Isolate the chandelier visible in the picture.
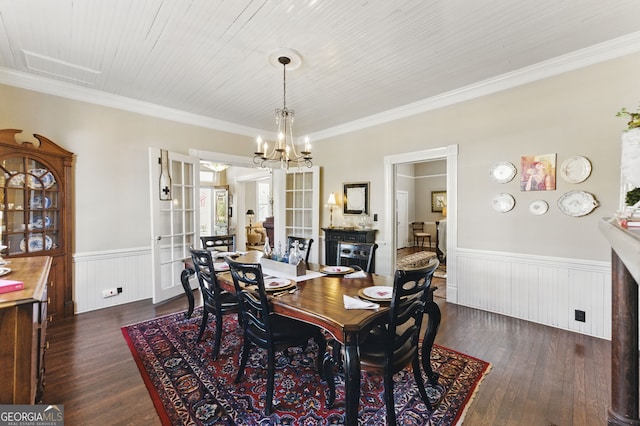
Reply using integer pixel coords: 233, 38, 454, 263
253, 55, 312, 170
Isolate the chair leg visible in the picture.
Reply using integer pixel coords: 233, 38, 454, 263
196, 310, 209, 342
412, 354, 432, 410
235, 339, 250, 384
212, 312, 223, 360
384, 369, 397, 425
265, 348, 276, 415
314, 335, 327, 377
323, 349, 336, 407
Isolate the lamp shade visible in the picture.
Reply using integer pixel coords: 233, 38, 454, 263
327, 193, 337, 206
246, 209, 255, 216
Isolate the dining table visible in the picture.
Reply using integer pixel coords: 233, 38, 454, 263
183, 250, 441, 425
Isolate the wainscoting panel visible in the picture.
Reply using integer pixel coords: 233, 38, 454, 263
455, 248, 611, 340
74, 247, 153, 313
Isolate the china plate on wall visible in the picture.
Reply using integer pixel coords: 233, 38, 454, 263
557, 190, 598, 217
559, 156, 592, 184
492, 193, 515, 212
528, 200, 549, 215
489, 161, 517, 183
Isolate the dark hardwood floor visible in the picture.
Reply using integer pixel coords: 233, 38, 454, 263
43, 282, 611, 425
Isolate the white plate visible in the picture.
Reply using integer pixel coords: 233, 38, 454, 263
559, 156, 591, 184
489, 161, 517, 183
213, 262, 229, 271
20, 234, 53, 252
320, 266, 354, 274
557, 191, 599, 217
492, 193, 515, 213
362, 286, 393, 301
27, 168, 56, 189
0, 267, 11, 276
528, 200, 548, 216
264, 278, 294, 290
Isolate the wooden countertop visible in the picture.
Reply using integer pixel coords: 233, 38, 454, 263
0, 256, 52, 308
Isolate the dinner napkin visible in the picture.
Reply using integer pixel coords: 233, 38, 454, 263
344, 270, 367, 279
343, 295, 379, 310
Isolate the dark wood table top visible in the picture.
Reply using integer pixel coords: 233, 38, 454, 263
216, 251, 391, 343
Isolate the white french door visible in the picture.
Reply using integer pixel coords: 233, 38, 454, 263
149, 148, 199, 304
273, 166, 320, 263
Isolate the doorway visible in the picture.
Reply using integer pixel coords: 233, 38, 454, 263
383, 145, 457, 302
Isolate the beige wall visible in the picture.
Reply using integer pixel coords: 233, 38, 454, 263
315, 52, 640, 262
0, 85, 252, 253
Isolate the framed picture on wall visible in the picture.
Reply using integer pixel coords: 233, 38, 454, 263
343, 182, 369, 215
431, 190, 446, 212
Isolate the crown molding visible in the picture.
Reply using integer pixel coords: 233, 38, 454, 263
0, 67, 263, 138
309, 31, 640, 141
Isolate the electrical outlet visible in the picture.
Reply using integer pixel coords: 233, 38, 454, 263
102, 288, 118, 298
575, 309, 586, 322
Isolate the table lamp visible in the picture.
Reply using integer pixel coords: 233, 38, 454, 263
246, 209, 255, 229
327, 193, 337, 228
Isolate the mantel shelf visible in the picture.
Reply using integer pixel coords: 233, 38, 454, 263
599, 217, 640, 284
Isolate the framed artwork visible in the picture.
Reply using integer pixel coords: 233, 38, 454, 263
343, 182, 369, 215
431, 191, 446, 212
520, 153, 556, 191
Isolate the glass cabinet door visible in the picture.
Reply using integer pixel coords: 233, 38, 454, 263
1, 156, 60, 256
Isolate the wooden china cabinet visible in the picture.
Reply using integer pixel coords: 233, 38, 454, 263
0, 129, 74, 320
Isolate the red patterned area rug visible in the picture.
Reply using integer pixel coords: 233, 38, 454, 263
122, 309, 490, 425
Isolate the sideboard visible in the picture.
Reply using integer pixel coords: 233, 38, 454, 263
0, 256, 52, 404
322, 227, 377, 272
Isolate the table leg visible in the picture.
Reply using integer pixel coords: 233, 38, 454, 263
181, 268, 195, 319
422, 288, 441, 385
344, 331, 360, 426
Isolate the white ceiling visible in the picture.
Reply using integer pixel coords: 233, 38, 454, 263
1, 0, 640, 141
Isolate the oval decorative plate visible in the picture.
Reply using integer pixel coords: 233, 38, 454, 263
27, 168, 56, 189
31, 196, 52, 209
492, 193, 515, 213
20, 235, 53, 252
264, 278, 295, 291
489, 161, 517, 183
528, 200, 549, 216
559, 156, 592, 184
320, 266, 355, 275
361, 286, 394, 301
0, 267, 11, 276
557, 191, 599, 217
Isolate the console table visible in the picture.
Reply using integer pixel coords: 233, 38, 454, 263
599, 218, 639, 425
0, 256, 52, 404
322, 228, 377, 272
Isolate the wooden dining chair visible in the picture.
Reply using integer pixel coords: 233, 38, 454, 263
324, 258, 440, 425
200, 234, 236, 252
286, 236, 314, 264
225, 257, 328, 415
336, 241, 378, 273
189, 248, 239, 360
411, 222, 431, 249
